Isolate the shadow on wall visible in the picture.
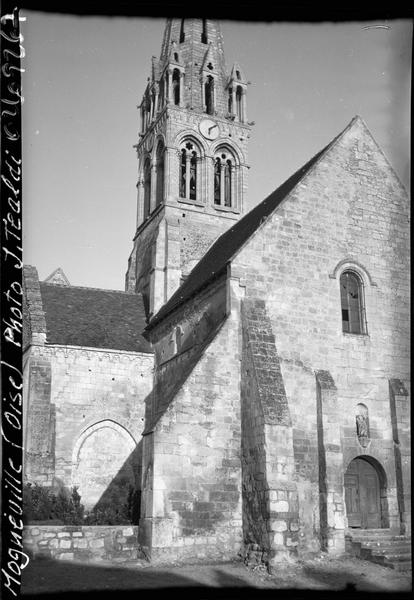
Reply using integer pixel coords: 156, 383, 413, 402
88, 441, 143, 524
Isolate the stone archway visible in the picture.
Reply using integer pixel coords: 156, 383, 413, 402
72, 420, 137, 511
344, 456, 388, 529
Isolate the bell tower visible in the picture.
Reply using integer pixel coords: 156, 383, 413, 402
125, 18, 251, 318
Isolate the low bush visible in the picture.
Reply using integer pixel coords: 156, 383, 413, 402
23, 483, 140, 525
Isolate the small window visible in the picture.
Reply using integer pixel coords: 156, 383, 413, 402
228, 88, 233, 114
236, 86, 243, 121
155, 141, 165, 206
143, 158, 151, 218
172, 69, 180, 105
205, 76, 214, 115
179, 19, 185, 43
340, 270, 365, 334
201, 19, 208, 44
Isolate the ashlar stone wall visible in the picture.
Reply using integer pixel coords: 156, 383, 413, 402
23, 525, 140, 563
140, 278, 243, 562
232, 118, 410, 549
24, 344, 153, 512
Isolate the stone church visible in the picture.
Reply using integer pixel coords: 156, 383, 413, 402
23, 18, 410, 566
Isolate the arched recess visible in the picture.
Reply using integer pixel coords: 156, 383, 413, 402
72, 420, 137, 511
344, 455, 389, 529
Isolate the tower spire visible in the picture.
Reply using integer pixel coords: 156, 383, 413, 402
126, 18, 252, 318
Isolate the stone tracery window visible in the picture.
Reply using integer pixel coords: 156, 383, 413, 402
179, 140, 199, 201
340, 270, 366, 334
214, 150, 235, 208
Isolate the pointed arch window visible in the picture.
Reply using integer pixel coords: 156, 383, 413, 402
205, 76, 214, 115
214, 151, 235, 208
155, 141, 165, 206
179, 141, 199, 201
143, 158, 151, 218
340, 270, 366, 334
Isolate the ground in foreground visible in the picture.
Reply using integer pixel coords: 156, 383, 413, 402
21, 554, 411, 598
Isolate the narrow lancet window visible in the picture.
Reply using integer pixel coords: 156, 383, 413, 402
155, 141, 165, 206
236, 86, 243, 121
143, 158, 151, 218
224, 160, 232, 207
179, 19, 185, 43
201, 19, 208, 44
228, 88, 233, 114
189, 152, 197, 200
205, 76, 214, 115
180, 149, 186, 198
214, 158, 221, 205
179, 141, 199, 201
172, 69, 180, 105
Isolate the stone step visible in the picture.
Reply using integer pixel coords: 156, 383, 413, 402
347, 532, 411, 572
368, 552, 412, 568
371, 549, 411, 559
385, 560, 412, 572
361, 541, 411, 551
349, 533, 409, 542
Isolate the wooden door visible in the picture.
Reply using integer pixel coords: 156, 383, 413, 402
344, 458, 381, 529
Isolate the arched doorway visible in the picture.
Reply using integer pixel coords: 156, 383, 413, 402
344, 457, 386, 529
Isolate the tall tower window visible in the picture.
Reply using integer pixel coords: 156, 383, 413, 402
201, 19, 208, 44
155, 141, 165, 206
189, 151, 197, 200
143, 158, 151, 218
236, 86, 243, 121
228, 88, 233, 114
179, 141, 199, 201
172, 69, 180, 105
214, 158, 221, 204
205, 76, 214, 115
179, 19, 185, 43
340, 270, 366, 334
214, 150, 236, 208
224, 160, 232, 207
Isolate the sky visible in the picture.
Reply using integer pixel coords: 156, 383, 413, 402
21, 12, 411, 290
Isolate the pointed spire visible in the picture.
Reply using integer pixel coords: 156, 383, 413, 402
228, 62, 247, 85
200, 42, 218, 74
44, 267, 70, 286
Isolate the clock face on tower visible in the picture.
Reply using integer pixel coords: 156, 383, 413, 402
199, 119, 219, 140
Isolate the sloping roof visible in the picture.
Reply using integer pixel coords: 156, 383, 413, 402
147, 118, 354, 331
39, 282, 152, 353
